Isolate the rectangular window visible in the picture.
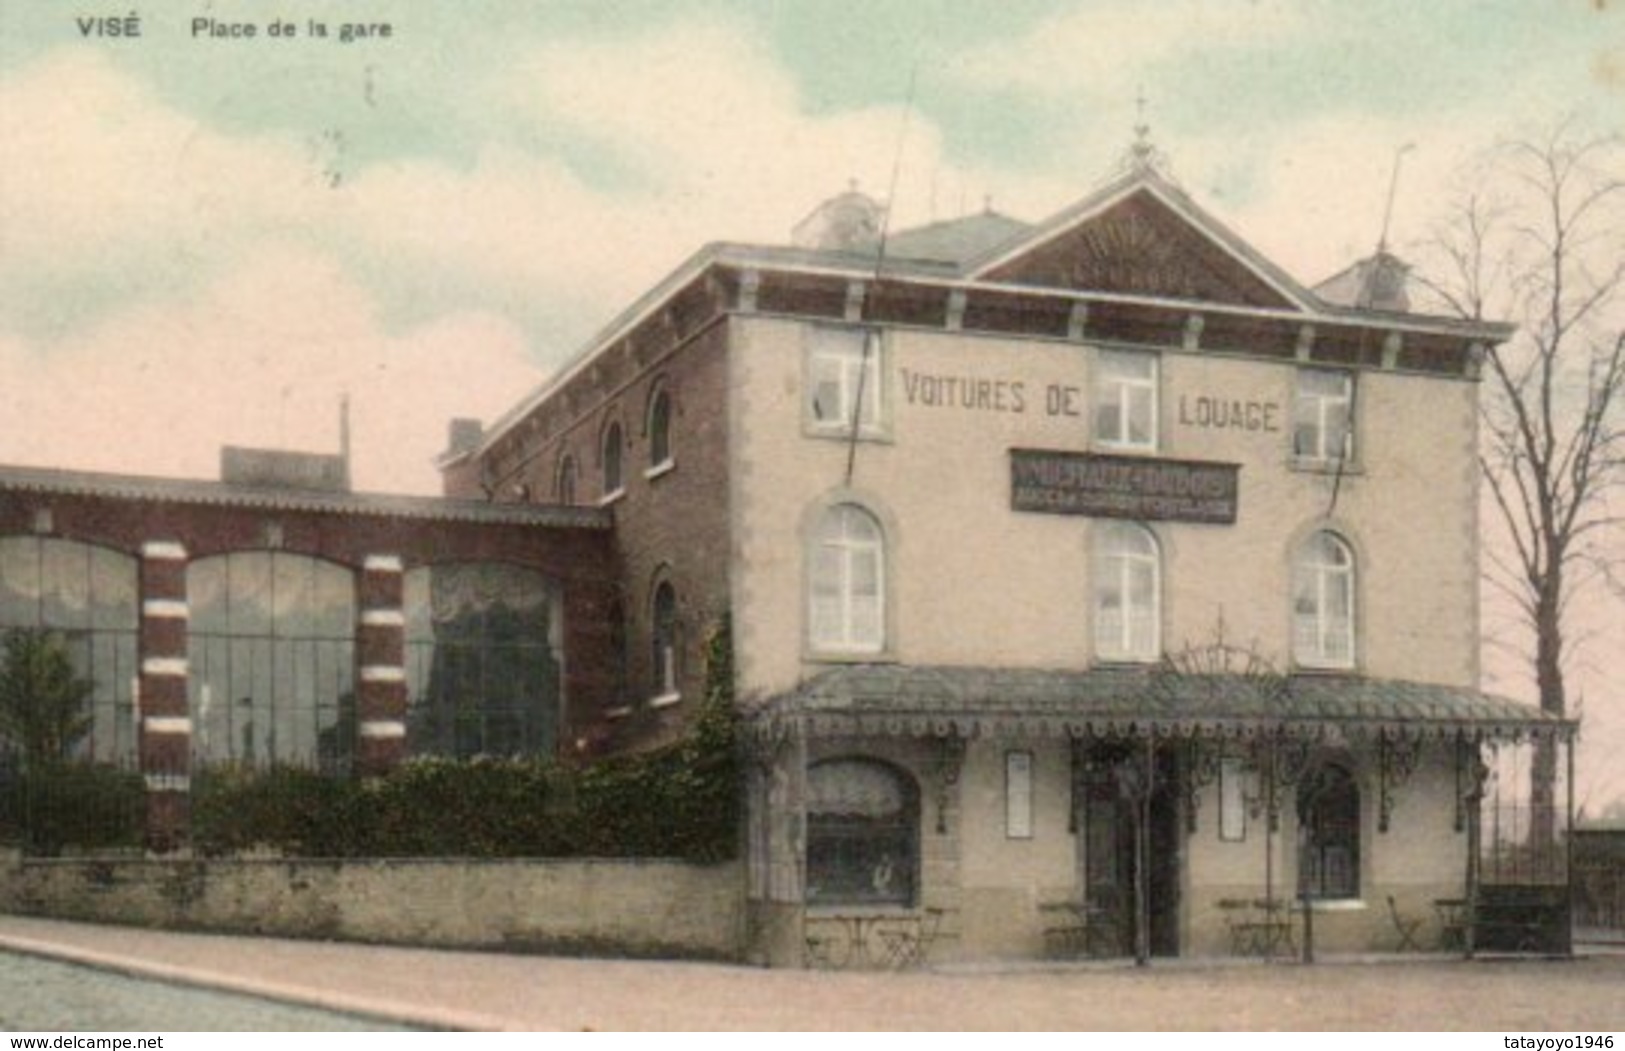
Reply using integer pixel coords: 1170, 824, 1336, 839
1293, 369, 1355, 463
1093, 350, 1158, 451
1006, 751, 1034, 839
805, 326, 884, 438
1220, 758, 1247, 842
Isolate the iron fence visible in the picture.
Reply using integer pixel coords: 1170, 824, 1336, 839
0, 754, 146, 856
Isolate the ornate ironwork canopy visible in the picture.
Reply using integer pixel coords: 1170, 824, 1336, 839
747, 663, 1573, 744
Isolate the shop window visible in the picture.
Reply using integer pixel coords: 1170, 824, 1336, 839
1298, 763, 1361, 900
601, 421, 624, 500
1093, 350, 1158, 451
1094, 522, 1160, 662
0, 537, 139, 761
1293, 531, 1356, 669
805, 326, 884, 438
650, 579, 679, 702
556, 454, 577, 505
1293, 369, 1355, 464
646, 386, 673, 475
188, 553, 355, 767
403, 563, 561, 759
808, 503, 885, 655
806, 758, 918, 908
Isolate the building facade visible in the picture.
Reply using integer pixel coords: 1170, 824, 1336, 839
442, 162, 1571, 964
1, 159, 1574, 964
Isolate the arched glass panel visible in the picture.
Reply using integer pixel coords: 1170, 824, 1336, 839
557, 455, 577, 505
404, 563, 561, 758
188, 553, 354, 767
1298, 763, 1361, 899
648, 389, 672, 468
806, 758, 918, 907
1094, 522, 1160, 662
651, 580, 678, 698
602, 422, 624, 496
809, 504, 885, 653
1294, 532, 1355, 668
0, 537, 139, 760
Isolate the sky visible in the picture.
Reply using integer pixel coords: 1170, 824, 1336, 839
1, 1, 1622, 802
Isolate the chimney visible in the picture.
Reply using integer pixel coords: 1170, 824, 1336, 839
446, 418, 484, 458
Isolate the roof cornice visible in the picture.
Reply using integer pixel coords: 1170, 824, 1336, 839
0, 463, 610, 529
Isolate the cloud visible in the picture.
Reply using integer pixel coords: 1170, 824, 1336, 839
949, 0, 1308, 99
0, 241, 541, 494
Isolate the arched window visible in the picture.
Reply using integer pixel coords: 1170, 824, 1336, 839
647, 387, 673, 472
404, 563, 562, 758
806, 758, 919, 907
601, 421, 624, 498
0, 537, 139, 760
188, 553, 354, 766
809, 504, 885, 654
1298, 763, 1361, 899
1094, 522, 1160, 662
650, 579, 678, 700
1294, 531, 1355, 668
607, 596, 628, 707
556, 455, 577, 505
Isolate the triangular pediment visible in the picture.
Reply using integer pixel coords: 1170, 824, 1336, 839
968, 174, 1314, 312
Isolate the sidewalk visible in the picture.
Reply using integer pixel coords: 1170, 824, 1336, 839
2, 914, 1623, 1031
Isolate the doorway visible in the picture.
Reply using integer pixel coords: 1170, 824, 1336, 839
1077, 741, 1182, 958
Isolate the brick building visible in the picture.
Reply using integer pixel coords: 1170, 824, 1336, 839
440, 159, 1572, 963
1, 155, 1575, 964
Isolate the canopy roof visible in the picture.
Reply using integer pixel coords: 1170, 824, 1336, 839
749, 664, 1572, 743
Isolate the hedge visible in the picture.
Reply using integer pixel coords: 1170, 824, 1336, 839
190, 617, 741, 861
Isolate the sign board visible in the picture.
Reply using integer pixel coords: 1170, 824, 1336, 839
1010, 449, 1240, 524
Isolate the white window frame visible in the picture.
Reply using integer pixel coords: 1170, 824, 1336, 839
600, 421, 625, 503
1293, 531, 1356, 669
650, 579, 680, 705
645, 386, 674, 479
808, 503, 886, 655
1093, 522, 1161, 663
1093, 349, 1159, 452
1293, 369, 1355, 465
805, 326, 885, 439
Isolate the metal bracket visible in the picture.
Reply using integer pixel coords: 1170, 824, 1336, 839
1378, 730, 1423, 833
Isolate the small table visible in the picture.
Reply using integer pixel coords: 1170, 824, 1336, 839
805, 910, 912, 969
1040, 901, 1096, 958
1219, 898, 1296, 959
1434, 898, 1468, 951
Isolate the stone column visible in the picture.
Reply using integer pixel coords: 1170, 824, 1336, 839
137, 540, 189, 852
355, 554, 407, 775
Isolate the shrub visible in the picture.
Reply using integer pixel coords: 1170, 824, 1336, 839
190, 615, 742, 861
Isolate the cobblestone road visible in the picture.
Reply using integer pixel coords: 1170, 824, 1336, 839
0, 951, 418, 1033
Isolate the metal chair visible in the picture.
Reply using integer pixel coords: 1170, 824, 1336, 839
878, 907, 945, 969
1387, 895, 1423, 952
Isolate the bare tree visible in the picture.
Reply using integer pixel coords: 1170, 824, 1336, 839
1418, 122, 1624, 833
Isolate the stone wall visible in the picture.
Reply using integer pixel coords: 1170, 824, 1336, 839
0, 854, 744, 960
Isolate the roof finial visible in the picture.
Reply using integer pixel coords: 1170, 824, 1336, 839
1131, 86, 1155, 172
1108, 86, 1175, 184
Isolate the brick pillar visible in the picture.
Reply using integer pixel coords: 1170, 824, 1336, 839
355, 554, 407, 776
137, 540, 190, 852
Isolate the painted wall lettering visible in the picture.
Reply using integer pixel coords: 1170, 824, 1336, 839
1045, 384, 1082, 417
1176, 394, 1281, 433
900, 369, 1027, 414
